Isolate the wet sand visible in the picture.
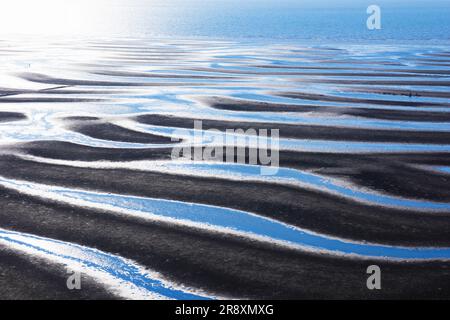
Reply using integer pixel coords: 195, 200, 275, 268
1, 154, 450, 247
1, 185, 450, 299
136, 114, 450, 144
0, 39, 450, 299
0, 112, 26, 122
202, 96, 450, 121
0, 247, 117, 300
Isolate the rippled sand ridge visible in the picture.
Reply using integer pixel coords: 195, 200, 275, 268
1, 38, 450, 299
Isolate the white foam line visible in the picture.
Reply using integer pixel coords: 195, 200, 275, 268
0, 228, 214, 300
114, 119, 450, 154
420, 165, 450, 175
15, 154, 450, 213
1, 174, 450, 261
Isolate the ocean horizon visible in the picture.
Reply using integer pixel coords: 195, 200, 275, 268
1, 0, 450, 43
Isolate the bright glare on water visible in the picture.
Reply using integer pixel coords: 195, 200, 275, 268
0, 0, 449, 42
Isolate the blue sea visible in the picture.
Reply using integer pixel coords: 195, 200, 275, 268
2, 0, 450, 43
67, 0, 450, 43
